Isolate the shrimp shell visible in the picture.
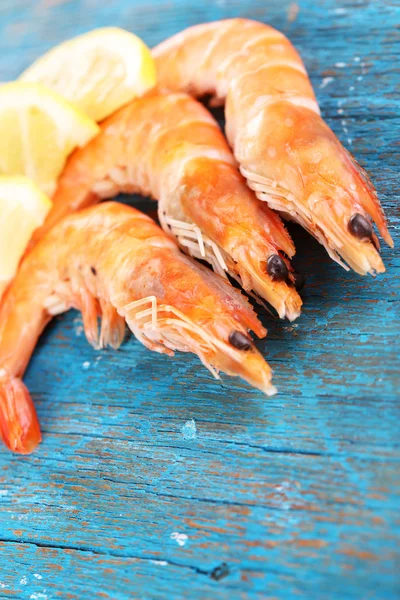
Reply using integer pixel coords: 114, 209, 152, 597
0, 202, 275, 454
29, 91, 302, 321
153, 19, 393, 275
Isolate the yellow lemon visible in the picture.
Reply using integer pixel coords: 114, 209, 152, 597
0, 82, 99, 195
20, 27, 157, 122
0, 176, 52, 299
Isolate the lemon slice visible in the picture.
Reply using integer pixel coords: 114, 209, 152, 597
0, 176, 52, 300
0, 82, 99, 195
20, 27, 157, 122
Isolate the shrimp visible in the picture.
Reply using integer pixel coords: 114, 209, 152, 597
153, 19, 393, 275
0, 202, 275, 454
29, 91, 303, 321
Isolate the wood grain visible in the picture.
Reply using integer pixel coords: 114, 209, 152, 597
0, 0, 399, 598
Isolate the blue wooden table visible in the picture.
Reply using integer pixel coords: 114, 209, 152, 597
0, 1, 399, 598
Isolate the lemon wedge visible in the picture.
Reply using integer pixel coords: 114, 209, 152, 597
0, 82, 99, 195
0, 176, 52, 300
20, 27, 157, 122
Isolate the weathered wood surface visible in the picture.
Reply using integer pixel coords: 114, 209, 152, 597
0, 0, 399, 598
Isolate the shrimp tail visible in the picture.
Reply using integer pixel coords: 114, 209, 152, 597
0, 374, 42, 454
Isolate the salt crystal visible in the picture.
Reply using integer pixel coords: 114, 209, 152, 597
319, 76, 334, 89
181, 419, 197, 440
170, 532, 188, 547
73, 316, 84, 337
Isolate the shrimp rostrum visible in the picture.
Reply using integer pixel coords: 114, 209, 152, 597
31, 91, 303, 321
153, 19, 393, 275
0, 202, 275, 454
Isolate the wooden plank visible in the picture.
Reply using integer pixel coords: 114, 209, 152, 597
0, 0, 399, 598
0, 537, 397, 599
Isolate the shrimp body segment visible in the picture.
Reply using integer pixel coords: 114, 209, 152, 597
153, 19, 393, 275
0, 202, 275, 454
31, 92, 302, 321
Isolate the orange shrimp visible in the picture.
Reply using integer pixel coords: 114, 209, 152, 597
29, 91, 302, 321
153, 19, 393, 275
0, 202, 275, 454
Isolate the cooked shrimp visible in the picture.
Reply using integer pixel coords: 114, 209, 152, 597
153, 19, 393, 275
30, 91, 302, 321
0, 202, 275, 454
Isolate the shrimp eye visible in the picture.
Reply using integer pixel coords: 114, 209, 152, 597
267, 254, 289, 282
348, 213, 373, 240
292, 271, 305, 292
229, 331, 252, 351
